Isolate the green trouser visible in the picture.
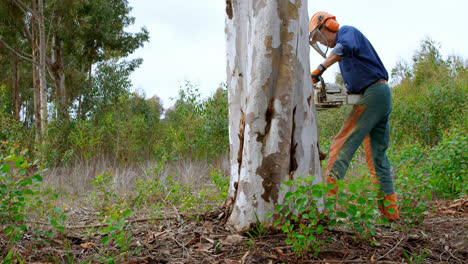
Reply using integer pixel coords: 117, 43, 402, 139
325, 82, 395, 195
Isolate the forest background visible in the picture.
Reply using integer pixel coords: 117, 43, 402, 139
0, 0, 467, 262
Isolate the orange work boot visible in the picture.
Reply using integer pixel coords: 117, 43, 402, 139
380, 193, 400, 221
326, 176, 339, 197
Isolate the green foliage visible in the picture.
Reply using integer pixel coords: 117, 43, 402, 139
317, 105, 352, 143
274, 176, 330, 256
335, 180, 381, 238
391, 117, 468, 203
429, 122, 468, 196
133, 158, 168, 207
156, 82, 229, 161
91, 171, 119, 215
389, 141, 431, 225
0, 84, 14, 116
210, 168, 230, 204
391, 37, 468, 146
84, 58, 143, 119
249, 212, 268, 239
89, 169, 135, 261
0, 151, 42, 242
98, 207, 134, 262
403, 245, 430, 264
274, 175, 388, 256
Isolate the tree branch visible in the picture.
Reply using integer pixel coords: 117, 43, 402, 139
0, 39, 37, 65
12, 0, 36, 16
23, 20, 32, 44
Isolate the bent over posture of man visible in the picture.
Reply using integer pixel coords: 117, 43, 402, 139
309, 11, 399, 220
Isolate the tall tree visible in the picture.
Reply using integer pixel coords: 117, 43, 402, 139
37, 0, 47, 132
225, 0, 323, 232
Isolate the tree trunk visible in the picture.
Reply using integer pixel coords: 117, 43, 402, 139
32, 0, 41, 139
52, 37, 67, 120
224, 0, 323, 232
38, 0, 47, 132
14, 54, 20, 120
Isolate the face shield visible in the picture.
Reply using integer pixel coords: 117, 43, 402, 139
309, 28, 329, 59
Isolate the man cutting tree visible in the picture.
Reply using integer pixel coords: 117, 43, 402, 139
309, 11, 399, 220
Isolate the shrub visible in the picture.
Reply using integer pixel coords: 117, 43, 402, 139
0, 151, 42, 242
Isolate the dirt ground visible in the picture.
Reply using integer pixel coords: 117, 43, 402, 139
2, 198, 467, 264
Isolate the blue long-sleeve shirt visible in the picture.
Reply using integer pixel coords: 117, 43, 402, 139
331, 26, 388, 94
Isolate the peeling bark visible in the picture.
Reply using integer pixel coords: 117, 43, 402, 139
225, 0, 233, 20
289, 106, 298, 180
237, 109, 245, 174
225, 0, 323, 232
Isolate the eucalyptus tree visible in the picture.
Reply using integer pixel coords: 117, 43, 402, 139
0, 0, 149, 125
224, 0, 323, 232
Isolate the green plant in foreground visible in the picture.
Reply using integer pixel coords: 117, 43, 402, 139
91, 171, 119, 215
247, 212, 268, 240
274, 176, 331, 256
0, 151, 42, 242
98, 207, 134, 263
210, 168, 229, 204
335, 180, 381, 240
403, 245, 430, 264
274, 175, 386, 256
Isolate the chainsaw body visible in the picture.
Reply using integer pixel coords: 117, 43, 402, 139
314, 77, 362, 111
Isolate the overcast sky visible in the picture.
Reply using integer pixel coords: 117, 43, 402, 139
127, 0, 468, 109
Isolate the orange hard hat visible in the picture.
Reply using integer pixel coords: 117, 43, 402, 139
309, 11, 339, 33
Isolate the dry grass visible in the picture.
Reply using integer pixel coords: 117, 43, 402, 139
42, 155, 230, 202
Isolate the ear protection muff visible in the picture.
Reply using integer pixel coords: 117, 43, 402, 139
324, 18, 339, 32
311, 12, 340, 33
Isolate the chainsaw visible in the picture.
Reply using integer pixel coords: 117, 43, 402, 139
314, 76, 362, 111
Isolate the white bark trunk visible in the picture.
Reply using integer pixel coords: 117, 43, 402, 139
31, 0, 41, 139
38, 0, 47, 132
225, 0, 323, 232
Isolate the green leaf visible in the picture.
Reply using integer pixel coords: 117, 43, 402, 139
102, 236, 110, 245
316, 224, 324, 234
312, 190, 322, 198
32, 174, 43, 183
383, 200, 391, 207
357, 197, 367, 205
4, 226, 12, 235
122, 209, 133, 218
0, 163, 10, 173
388, 208, 396, 214
275, 204, 285, 212
337, 212, 347, 218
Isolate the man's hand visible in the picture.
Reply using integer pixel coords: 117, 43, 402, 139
311, 64, 327, 83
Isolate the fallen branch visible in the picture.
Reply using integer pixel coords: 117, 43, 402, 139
300, 260, 396, 264
26, 216, 178, 230
423, 217, 468, 224
376, 235, 405, 261
69, 216, 178, 229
